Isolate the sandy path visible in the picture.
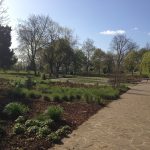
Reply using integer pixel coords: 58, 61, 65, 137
50, 81, 150, 150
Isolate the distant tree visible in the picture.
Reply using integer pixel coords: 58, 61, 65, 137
103, 52, 114, 74
82, 38, 95, 74
124, 51, 139, 75
17, 15, 50, 75
73, 49, 86, 74
92, 48, 105, 75
111, 34, 137, 87
141, 51, 150, 76
0, 25, 17, 69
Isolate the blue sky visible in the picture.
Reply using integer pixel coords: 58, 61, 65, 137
5, 0, 150, 51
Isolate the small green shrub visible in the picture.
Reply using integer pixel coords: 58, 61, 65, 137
13, 123, 26, 134
15, 116, 26, 124
8, 88, 26, 99
43, 95, 51, 101
62, 95, 69, 101
53, 95, 62, 103
24, 77, 35, 89
3, 102, 29, 118
44, 106, 64, 121
48, 132, 61, 143
25, 119, 41, 127
41, 73, 46, 80
55, 125, 71, 137
28, 92, 41, 99
36, 126, 51, 138
27, 126, 39, 134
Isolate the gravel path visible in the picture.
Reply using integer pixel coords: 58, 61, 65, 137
50, 81, 150, 150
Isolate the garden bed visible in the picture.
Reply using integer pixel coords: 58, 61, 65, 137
0, 97, 102, 150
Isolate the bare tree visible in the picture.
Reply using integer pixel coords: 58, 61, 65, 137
82, 38, 95, 74
111, 34, 136, 87
17, 15, 50, 75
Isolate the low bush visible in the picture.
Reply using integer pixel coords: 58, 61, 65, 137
15, 116, 26, 124
36, 126, 51, 138
3, 102, 29, 118
48, 132, 61, 143
44, 106, 64, 121
13, 123, 26, 134
27, 125, 39, 134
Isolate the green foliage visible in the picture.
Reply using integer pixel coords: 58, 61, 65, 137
27, 126, 39, 134
15, 116, 26, 124
36, 126, 51, 138
55, 125, 71, 137
25, 119, 41, 127
44, 106, 64, 121
3, 102, 29, 118
141, 51, 150, 76
8, 88, 26, 99
13, 123, 26, 134
48, 132, 61, 143
41, 73, 46, 80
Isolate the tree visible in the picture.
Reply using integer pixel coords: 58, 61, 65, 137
124, 51, 139, 75
0, 25, 17, 69
141, 51, 150, 76
111, 34, 136, 87
82, 38, 95, 74
103, 52, 114, 74
92, 48, 105, 75
73, 49, 86, 74
17, 15, 50, 75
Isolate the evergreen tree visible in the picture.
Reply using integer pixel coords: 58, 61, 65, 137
0, 25, 17, 69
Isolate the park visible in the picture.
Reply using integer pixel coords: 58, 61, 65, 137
0, 0, 150, 149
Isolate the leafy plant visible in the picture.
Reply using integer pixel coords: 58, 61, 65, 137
3, 102, 29, 118
15, 116, 26, 124
13, 123, 26, 134
48, 132, 61, 143
44, 106, 64, 121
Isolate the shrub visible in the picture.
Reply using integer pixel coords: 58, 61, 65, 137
43, 95, 51, 101
27, 126, 39, 134
41, 73, 46, 80
48, 132, 61, 143
3, 102, 29, 118
55, 125, 71, 137
44, 106, 64, 121
62, 95, 69, 101
53, 95, 61, 103
13, 123, 26, 134
28, 92, 41, 99
15, 116, 26, 124
8, 88, 26, 99
25, 119, 41, 127
24, 77, 35, 89
36, 126, 51, 138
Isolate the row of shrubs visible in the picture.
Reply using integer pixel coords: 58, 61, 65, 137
5, 86, 126, 105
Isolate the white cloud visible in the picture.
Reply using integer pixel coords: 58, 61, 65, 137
148, 33, 150, 36
100, 30, 126, 35
133, 27, 139, 31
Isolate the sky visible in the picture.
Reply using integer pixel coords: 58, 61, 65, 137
4, 0, 150, 51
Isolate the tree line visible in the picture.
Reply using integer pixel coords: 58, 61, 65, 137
0, 0, 150, 87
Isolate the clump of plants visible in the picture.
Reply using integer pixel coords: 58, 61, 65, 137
13, 123, 26, 134
44, 106, 64, 121
3, 102, 29, 119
